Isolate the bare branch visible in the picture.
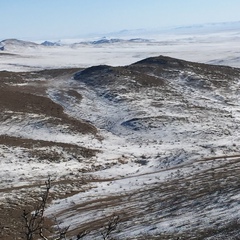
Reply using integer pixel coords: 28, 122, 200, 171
22, 177, 120, 240
22, 177, 51, 240
76, 229, 90, 239
101, 214, 120, 240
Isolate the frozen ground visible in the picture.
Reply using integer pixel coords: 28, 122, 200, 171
1, 28, 240, 239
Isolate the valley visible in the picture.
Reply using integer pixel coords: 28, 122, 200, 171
1, 54, 240, 239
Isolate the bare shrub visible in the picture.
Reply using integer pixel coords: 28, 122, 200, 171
101, 214, 120, 240
22, 177, 51, 240
22, 178, 120, 240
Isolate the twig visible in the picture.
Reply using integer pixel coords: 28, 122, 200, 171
101, 214, 120, 240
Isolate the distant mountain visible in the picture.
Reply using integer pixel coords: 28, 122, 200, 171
77, 37, 151, 45
170, 21, 240, 34
0, 37, 152, 51
129, 38, 151, 42
1, 39, 39, 47
95, 21, 240, 39
0, 39, 63, 52
91, 38, 123, 44
0, 39, 40, 51
48, 21, 240, 45
41, 40, 61, 46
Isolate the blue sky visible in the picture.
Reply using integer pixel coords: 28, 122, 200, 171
1, 0, 240, 40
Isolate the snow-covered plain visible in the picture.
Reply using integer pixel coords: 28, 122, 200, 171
1, 29, 240, 72
1, 26, 240, 239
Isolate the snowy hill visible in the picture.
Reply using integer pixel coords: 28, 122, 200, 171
0, 38, 40, 51
41, 40, 61, 46
1, 56, 240, 238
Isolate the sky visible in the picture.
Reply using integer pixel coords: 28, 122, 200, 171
1, 0, 240, 41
